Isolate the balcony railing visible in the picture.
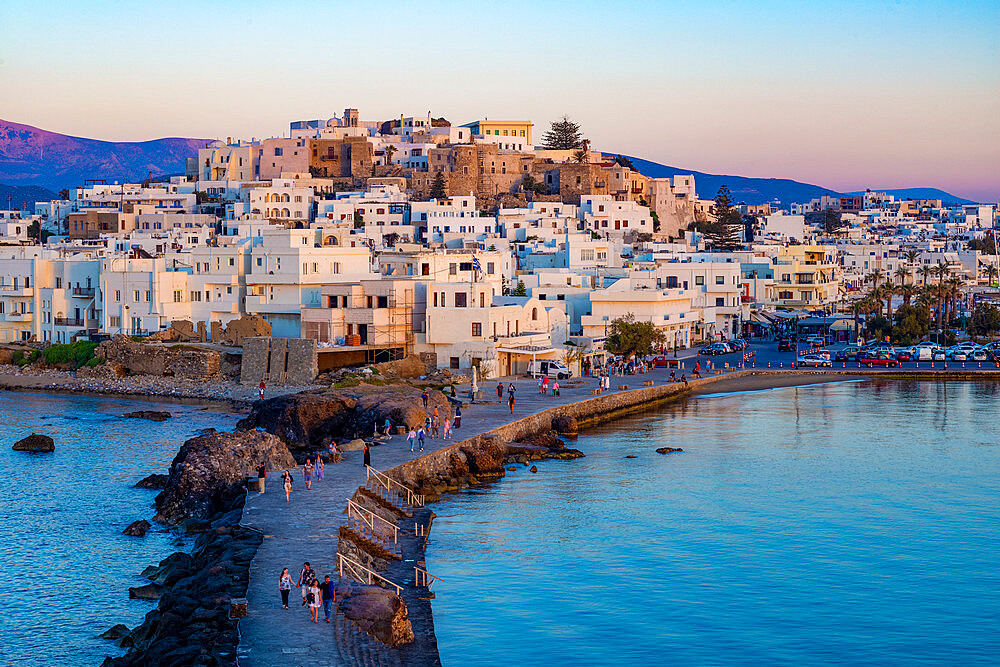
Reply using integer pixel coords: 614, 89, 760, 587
72, 287, 96, 297
54, 317, 85, 327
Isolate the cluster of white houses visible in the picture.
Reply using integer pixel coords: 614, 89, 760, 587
1, 109, 996, 375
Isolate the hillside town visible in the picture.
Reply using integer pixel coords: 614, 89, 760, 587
2, 109, 999, 379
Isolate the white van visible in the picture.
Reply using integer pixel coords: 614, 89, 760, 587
527, 360, 573, 379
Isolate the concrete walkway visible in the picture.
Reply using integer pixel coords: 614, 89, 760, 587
236, 371, 649, 666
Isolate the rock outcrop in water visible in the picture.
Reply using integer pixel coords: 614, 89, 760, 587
237, 385, 452, 451
336, 581, 415, 648
154, 429, 295, 525
134, 474, 168, 490
124, 410, 172, 422
123, 519, 152, 537
12, 433, 54, 451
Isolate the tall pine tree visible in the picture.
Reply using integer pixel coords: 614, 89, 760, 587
703, 185, 743, 251
541, 116, 584, 150
429, 171, 447, 199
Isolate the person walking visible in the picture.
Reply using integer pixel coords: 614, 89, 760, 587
537, 375, 544, 394
454, 405, 462, 429
302, 458, 313, 490
417, 426, 426, 452
297, 562, 314, 606
421, 388, 429, 409
508, 392, 515, 415
407, 428, 417, 452
542, 376, 549, 394
443, 417, 452, 440
278, 568, 294, 609
496, 382, 503, 403
383, 418, 392, 436
282, 470, 293, 502
315, 456, 324, 482
508, 383, 516, 400
363, 442, 371, 468
320, 574, 335, 623
431, 413, 440, 439
552, 379, 560, 397
258, 380, 266, 401
256, 463, 267, 494
308, 578, 321, 623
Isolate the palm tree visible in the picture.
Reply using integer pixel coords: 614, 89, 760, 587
899, 283, 918, 308
986, 264, 998, 286
867, 269, 884, 286
918, 264, 933, 286
935, 261, 950, 285
895, 266, 909, 285
882, 280, 899, 322
383, 144, 397, 166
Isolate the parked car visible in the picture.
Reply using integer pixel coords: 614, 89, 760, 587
895, 347, 914, 362
857, 351, 901, 367
527, 360, 573, 379
699, 343, 730, 356
970, 347, 990, 362
797, 353, 833, 368
910, 342, 937, 361
806, 335, 827, 348
729, 339, 747, 351
932, 349, 948, 361
777, 339, 794, 353
834, 345, 860, 362
652, 355, 678, 368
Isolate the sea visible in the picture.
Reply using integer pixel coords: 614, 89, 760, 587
0, 390, 239, 666
427, 380, 1000, 666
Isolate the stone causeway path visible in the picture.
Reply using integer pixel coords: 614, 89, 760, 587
236, 371, 654, 666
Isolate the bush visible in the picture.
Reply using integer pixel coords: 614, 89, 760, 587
41, 341, 98, 369
13, 350, 40, 366
84, 356, 105, 368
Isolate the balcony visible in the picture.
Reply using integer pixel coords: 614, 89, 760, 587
55, 317, 85, 327
0, 311, 32, 322
0, 286, 33, 297
72, 287, 96, 297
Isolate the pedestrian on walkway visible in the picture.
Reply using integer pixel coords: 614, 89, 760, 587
363, 442, 371, 467
256, 463, 267, 494
308, 579, 321, 623
278, 568, 294, 609
537, 375, 544, 393
258, 380, 266, 401
508, 392, 515, 414
320, 575, 335, 623
454, 405, 462, 429
407, 428, 417, 452
383, 418, 392, 436
297, 562, 314, 606
417, 427, 425, 452
282, 470, 292, 502
496, 382, 503, 403
421, 388, 429, 409
552, 380, 560, 397
303, 458, 313, 490
681, 374, 688, 386
315, 456, 324, 482
542, 376, 549, 394
443, 417, 452, 439
431, 414, 439, 439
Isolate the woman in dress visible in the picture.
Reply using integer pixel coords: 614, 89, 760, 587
283, 470, 293, 502
308, 578, 321, 623
278, 567, 293, 609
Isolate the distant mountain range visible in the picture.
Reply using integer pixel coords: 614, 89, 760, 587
0, 119, 977, 208
613, 155, 975, 206
1, 183, 58, 210
0, 119, 210, 192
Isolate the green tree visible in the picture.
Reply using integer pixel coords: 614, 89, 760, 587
890, 304, 932, 344
605, 314, 667, 359
511, 280, 527, 297
968, 237, 997, 254
353, 210, 364, 229
822, 208, 845, 234
969, 303, 1000, 338
614, 155, 637, 170
26, 221, 52, 242
429, 171, 447, 199
701, 185, 743, 251
58, 188, 70, 200
541, 115, 584, 150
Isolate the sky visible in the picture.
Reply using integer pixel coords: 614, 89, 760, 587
1, 0, 998, 201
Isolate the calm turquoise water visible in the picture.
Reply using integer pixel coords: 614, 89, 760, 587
427, 380, 1000, 666
0, 391, 238, 666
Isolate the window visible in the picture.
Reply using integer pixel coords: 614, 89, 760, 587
190, 291, 202, 302
450, 357, 461, 369
580, 249, 595, 261
715, 297, 725, 307
472, 322, 482, 337
459, 262, 472, 272
133, 290, 140, 302
531, 307, 538, 320
487, 262, 494, 274
256, 257, 263, 267
114, 290, 121, 302
433, 292, 438, 307
173, 290, 183, 302
665, 276, 678, 288
449, 263, 457, 276
715, 276, 725, 284
695, 276, 704, 285
779, 290, 794, 300
455, 292, 467, 308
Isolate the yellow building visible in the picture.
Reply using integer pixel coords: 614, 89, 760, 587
765, 245, 841, 308
462, 120, 533, 145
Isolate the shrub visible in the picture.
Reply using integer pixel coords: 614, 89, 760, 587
13, 350, 40, 366
41, 341, 98, 369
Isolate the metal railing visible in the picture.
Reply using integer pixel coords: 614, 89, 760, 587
365, 466, 424, 507
414, 566, 443, 588
346, 497, 398, 544
337, 552, 401, 595
54, 317, 85, 326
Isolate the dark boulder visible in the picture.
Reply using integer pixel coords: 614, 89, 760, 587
123, 520, 152, 537
336, 582, 415, 648
128, 583, 164, 600
551, 415, 579, 435
656, 447, 683, 454
12, 433, 54, 452
99, 624, 131, 641
134, 474, 168, 490
123, 410, 172, 422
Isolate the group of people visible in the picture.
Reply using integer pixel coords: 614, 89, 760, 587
535, 375, 561, 397
497, 382, 517, 414
256, 455, 330, 504
403, 404, 461, 452
279, 562, 337, 624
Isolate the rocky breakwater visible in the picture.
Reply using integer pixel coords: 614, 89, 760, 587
104, 429, 295, 667
238, 384, 453, 453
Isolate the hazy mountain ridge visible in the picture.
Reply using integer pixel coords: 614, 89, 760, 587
0, 119, 211, 191
0, 183, 58, 210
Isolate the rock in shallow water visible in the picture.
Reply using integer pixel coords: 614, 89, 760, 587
99, 624, 131, 641
134, 474, 168, 490
12, 433, 54, 452
128, 583, 164, 600
123, 410, 172, 422
123, 519, 152, 537
656, 447, 683, 454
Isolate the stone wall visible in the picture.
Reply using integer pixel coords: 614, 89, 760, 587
240, 337, 317, 386
210, 315, 271, 346
95, 335, 222, 380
